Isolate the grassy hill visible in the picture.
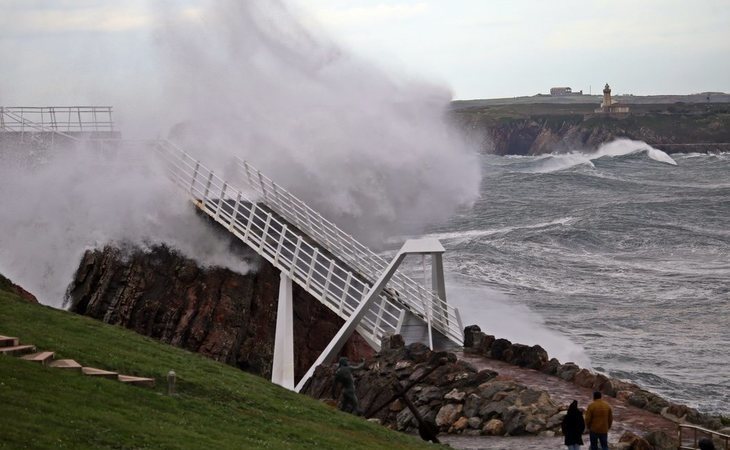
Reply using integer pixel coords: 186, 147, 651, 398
0, 284, 432, 449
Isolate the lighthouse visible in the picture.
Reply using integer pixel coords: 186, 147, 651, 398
595, 83, 629, 114
601, 83, 613, 108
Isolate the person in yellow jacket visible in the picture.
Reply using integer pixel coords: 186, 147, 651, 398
584, 391, 613, 450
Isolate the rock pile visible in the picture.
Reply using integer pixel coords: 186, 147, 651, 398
303, 335, 565, 437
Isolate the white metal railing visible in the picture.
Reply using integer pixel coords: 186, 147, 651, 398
237, 159, 464, 345
0, 106, 114, 133
155, 140, 407, 350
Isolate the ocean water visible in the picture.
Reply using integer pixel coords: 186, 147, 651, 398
426, 140, 729, 415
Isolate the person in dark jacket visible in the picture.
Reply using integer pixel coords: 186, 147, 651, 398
562, 400, 585, 450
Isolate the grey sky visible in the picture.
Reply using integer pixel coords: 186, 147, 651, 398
1, 0, 728, 103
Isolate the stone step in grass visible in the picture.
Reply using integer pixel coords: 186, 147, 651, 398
0, 344, 36, 357
20, 351, 55, 365
118, 375, 156, 388
0, 335, 19, 347
48, 359, 82, 371
81, 367, 118, 380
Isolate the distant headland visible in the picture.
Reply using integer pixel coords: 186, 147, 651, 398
450, 90, 730, 155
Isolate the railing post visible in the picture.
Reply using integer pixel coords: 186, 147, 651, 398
274, 225, 288, 265
305, 248, 319, 289
288, 236, 303, 278
214, 182, 227, 221
190, 162, 200, 195
203, 172, 214, 199
228, 192, 242, 232
321, 260, 335, 302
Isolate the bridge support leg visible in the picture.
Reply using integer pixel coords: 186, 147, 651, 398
272, 272, 294, 390
295, 238, 447, 393
295, 251, 408, 392
431, 253, 446, 303
431, 252, 448, 332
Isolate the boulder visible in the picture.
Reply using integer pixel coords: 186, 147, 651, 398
482, 419, 505, 436
573, 368, 596, 388
644, 430, 677, 450
619, 431, 653, 450
444, 389, 466, 402
463, 325, 482, 348
467, 417, 482, 429
541, 358, 561, 375
477, 334, 496, 355
450, 416, 469, 433
435, 403, 463, 428
556, 362, 580, 381
546, 410, 567, 430
463, 393, 482, 418
490, 338, 513, 361
502, 406, 528, 436
509, 344, 548, 370
478, 400, 511, 420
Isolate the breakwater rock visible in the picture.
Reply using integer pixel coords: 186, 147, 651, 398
66, 244, 372, 380
463, 326, 725, 432
303, 335, 565, 437
304, 327, 724, 446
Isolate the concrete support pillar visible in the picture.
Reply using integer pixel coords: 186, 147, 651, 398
271, 272, 294, 390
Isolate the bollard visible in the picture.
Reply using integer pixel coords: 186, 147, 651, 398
167, 370, 176, 395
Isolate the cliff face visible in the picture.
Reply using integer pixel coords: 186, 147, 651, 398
66, 245, 372, 380
452, 103, 730, 155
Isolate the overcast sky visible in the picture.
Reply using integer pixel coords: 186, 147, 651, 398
1, 0, 728, 103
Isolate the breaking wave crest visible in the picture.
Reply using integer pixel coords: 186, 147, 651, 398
517, 139, 677, 173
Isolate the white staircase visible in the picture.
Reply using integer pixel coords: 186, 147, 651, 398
236, 159, 464, 346
155, 140, 464, 351
155, 140, 407, 350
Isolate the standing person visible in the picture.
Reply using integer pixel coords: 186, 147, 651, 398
562, 400, 585, 450
584, 391, 613, 450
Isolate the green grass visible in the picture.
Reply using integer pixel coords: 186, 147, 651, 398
0, 289, 431, 449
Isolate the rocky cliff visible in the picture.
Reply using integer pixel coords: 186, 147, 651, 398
66, 244, 372, 381
451, 103, 730, 155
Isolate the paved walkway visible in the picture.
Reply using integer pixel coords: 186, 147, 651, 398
439, 353, 678, 449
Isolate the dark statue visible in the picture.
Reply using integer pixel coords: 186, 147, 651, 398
332, 357, 364, 415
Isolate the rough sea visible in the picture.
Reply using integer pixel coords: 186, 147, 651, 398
424, 139, 729, 415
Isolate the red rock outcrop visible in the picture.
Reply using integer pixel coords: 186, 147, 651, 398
66, 244, 372, 381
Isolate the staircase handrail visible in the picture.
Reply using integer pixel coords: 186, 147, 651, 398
155, 140, 405, 350
237, 159, 464, 345
677, 423, 729, 450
